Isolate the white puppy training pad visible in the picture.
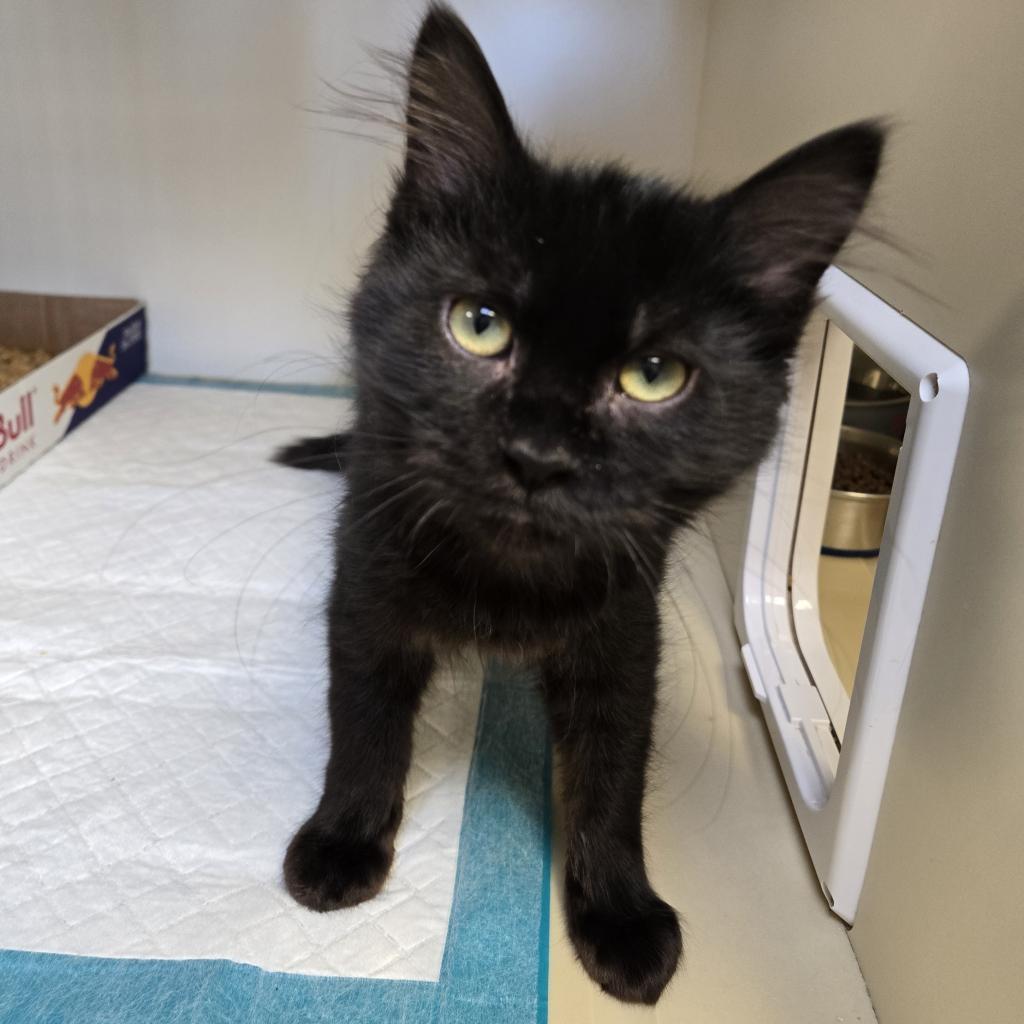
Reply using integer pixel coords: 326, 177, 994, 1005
0, 382, 483, 981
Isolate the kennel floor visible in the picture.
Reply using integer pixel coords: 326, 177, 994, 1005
0, 378, 876, 1023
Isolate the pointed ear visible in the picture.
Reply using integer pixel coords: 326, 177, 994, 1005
722, 121, 885, 305
402, 4, 522, 197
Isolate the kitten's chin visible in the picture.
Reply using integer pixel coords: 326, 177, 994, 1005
472, 511, 576, 563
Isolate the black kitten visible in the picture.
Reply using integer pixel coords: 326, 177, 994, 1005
277, 4, 883, 1005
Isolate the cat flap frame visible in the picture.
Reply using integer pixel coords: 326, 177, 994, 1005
735, 266, 969, 923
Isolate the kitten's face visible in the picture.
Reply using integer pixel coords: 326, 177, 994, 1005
354, 170, 781, 554
349, 9, 882, 564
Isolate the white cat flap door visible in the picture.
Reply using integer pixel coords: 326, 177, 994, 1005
735, 266, 969, 923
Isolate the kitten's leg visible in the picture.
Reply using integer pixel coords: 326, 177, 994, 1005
284, 584, 432, 911
541, 592, 682, 1005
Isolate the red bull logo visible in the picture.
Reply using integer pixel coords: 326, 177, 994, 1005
53, 343, 119, 423
0, 390, 35, 452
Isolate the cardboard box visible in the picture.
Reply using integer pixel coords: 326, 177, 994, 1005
0, 291, 147, 488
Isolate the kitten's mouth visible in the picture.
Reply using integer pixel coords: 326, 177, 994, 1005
474, 505, 575, 556
483, 509, 565, 540
436, 472, 622, 561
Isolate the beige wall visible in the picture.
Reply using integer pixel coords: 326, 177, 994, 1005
693, 2, 1024, 1021
0, 0, 708, 381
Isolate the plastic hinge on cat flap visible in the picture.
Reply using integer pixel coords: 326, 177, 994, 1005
735, 266, 969, 923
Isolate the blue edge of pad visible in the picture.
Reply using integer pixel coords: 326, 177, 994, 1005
0, 376, 553, 1024
138, 373, 357, 400
0, 665, 552, 1024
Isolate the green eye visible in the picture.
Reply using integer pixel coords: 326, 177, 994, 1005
448, 299, 513, 357
618, 355, 689, 403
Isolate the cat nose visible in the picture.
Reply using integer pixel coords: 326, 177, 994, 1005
502, 437, 578, 490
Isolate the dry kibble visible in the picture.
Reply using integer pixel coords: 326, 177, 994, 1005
832, 448, 895, 495
0, 345, 51, 389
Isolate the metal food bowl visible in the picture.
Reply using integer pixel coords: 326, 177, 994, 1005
842, 349, 910, 439
847, 348, 904, 396
821, 427, 901, 556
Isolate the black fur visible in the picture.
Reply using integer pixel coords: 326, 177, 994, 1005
280, 4, 883, 1005
274, 433, 349, 472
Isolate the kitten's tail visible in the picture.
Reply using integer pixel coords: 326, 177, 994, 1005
273, 433, 349, 472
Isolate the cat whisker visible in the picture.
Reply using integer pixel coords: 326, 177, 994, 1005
406, 497, 450, 549
351, 467, 421, 501
618, 528, 661, 605
344, 477, 433, 536
410, 537, 446, 571
183, 489, 337, 584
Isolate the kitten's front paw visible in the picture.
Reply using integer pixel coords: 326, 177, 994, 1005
284, 819, 394, 912
566, 882, 683, 1005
